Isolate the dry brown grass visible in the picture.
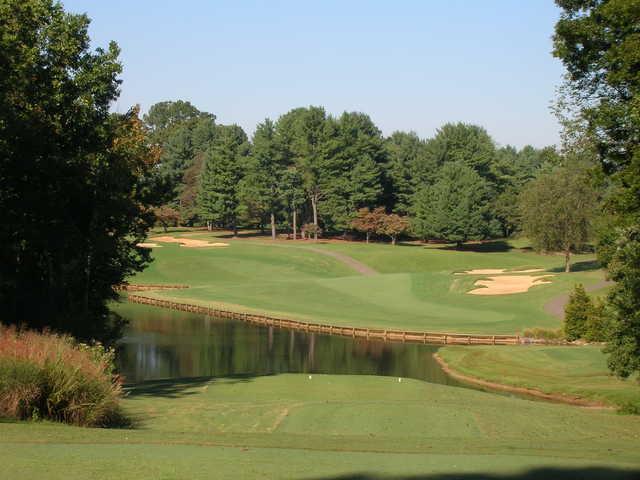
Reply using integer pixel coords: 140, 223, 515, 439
0, 326, 128, 427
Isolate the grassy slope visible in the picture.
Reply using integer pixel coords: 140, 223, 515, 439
2, 374, 639, 479
438, 345, 640, 409
130, 232, 603, 334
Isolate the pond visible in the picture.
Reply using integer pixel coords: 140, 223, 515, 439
112, 301, 459, 387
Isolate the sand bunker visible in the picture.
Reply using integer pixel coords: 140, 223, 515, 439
136, 242, 161, 248
468, 275, 554, 295
456, 268, 544, 275
151, 236, 229, 248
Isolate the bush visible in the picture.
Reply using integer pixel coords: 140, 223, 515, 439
564, 284, 612, 342
522, 327, 565, 341
0, 326, 129, 427
564, 284, 591, 341
583, 299, 612, 342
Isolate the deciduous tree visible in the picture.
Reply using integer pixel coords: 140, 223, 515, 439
0, 0, 159, 343
519, 162, 597, 273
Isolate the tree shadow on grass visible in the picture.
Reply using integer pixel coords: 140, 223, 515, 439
548, 259, 602, 273
124, 373, 266, 399
308, 467, 640, 480
436, 240, 513, 253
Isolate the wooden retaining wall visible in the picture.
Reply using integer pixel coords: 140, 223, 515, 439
126, 293, 522, 346
116, 284, 190, 292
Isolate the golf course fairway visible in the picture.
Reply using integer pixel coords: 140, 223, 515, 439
129, 232, 606, 335
1, 374, 639, 479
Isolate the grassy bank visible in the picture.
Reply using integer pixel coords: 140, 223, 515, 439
438, 345, 640, 410
128, 231, 604, 334
2, 374, 640, 478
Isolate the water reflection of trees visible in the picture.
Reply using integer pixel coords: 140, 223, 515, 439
115, 303, 456, 386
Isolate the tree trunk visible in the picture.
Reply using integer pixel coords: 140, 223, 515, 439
270, 212, 276, 241
232, 221, 238, 238
311, 194, 318, 241
391, 235, 396, 246
565, 249, 571, 273
292, 208, 297, 240
366, 231, 370, 243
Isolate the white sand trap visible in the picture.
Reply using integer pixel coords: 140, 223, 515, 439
468, 275, 554, 295
455, 268, 544, 275
151, 236, 229, 248
137, 242, 161, 248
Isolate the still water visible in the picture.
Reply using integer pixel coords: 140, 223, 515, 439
113, 301, 459, 386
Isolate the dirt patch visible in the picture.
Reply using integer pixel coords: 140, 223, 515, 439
306, 247, 377, 276
433, 353, 611, 409
544, 279, 613, 318
151, 236, 229, 248
468, 275, 554, 295
456, 268, 544, 275
137, 242, 161, 248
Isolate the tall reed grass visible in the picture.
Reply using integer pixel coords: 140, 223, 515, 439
0, 325, 128, 427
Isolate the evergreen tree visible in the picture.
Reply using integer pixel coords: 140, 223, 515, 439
564, 284, 592, 341
426, 123, 497, 182
384, 131, 434, 214
412, 162, 494, 245
241, 119, 285, 240
276, 107, 330, 240
198, 125, 249, 236
322, 112, 385, 232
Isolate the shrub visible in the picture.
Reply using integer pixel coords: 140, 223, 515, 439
564, 284, 591, 341
0, 326, 128, 427
522, 327, 565, 341
583, 299, 612, 342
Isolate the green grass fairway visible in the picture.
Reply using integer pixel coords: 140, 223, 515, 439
439, 345, 640, 409
1, 374, 639, 479
129, 232, 604, 334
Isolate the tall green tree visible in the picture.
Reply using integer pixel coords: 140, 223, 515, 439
198, 125, 248, 236
322, 112, 385, 232
276, 107, 330, 240
144, 101, 216, 206
241, 119, 285, 240
426, 123, 497, 182
519, 162, 598, 272
412, 162, 494, 245
564, 284, 592, 341
0, 0, 159, 342
554, 0, 640, 377
384, 131, 434, 214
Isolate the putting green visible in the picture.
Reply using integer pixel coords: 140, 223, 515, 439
2, 374, 639, 479
130, 234, 604, 334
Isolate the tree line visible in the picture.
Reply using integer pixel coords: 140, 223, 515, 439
148, 101, 563, 245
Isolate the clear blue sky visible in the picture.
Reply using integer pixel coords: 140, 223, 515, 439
63, 0, 564, 148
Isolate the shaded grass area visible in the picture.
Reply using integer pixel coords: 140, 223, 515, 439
130, 236, 605, 334
438, 346, 640, 409
1, 374, 639, 479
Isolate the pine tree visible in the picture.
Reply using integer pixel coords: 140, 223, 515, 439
198, 125, 248, 235
241, 119, 284, 240
412, 162, 494, 245
564, 284, 593, 341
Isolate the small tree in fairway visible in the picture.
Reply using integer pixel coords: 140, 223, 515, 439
519, 163, 597, 272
